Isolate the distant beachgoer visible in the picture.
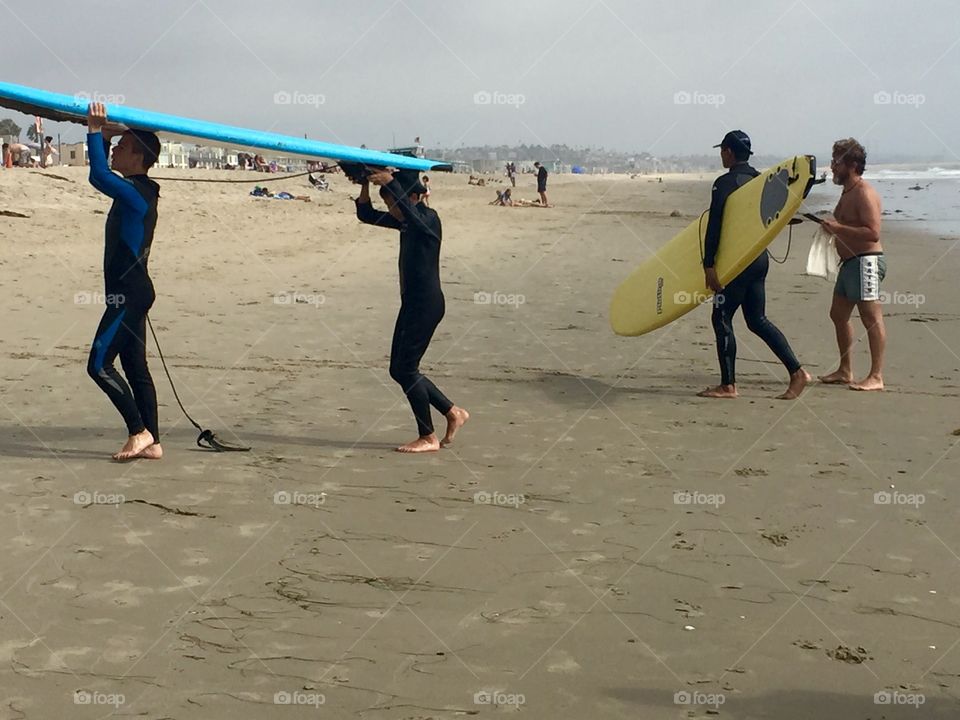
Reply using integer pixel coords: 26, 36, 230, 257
85, 102, 164, 461
534, 161, 549, 206
7, 142, 30, 167
506, 162, 516, 187
698, 130, 808, 400
2, 143, 10, 168
819, 137, 886, 391
42, 136, 58, 167
422, 174, 431, 206
414, 136, 425, 158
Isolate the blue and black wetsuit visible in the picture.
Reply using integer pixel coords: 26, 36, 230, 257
704, 161, 801, 386
86, 132, 161, 441
356, 180, 453, 437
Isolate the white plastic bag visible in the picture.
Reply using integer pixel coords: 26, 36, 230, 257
806, 226, 840, 281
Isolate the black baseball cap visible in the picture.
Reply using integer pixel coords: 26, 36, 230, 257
713, 130, 753, 156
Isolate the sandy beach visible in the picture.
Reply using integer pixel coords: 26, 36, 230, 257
1, 166, 958, 719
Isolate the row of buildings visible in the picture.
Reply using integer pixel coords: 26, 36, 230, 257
53, 141, 309, 171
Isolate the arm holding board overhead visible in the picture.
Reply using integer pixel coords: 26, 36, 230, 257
352, 174, 403, 231
369, 169, 440, 242
86, 103, 149, 212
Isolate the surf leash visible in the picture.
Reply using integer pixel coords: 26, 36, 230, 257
146, 316, 251, 452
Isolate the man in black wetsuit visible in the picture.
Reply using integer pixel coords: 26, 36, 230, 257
534, 161, 549, 206
698, 130, 809, 400
85, 102, 164, 460
355, 168, 469, 453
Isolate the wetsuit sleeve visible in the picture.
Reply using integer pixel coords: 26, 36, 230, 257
87, 132, 148, 212
355, 198, 403, 230
380, 179, 440, 240
702, 177, 730, 268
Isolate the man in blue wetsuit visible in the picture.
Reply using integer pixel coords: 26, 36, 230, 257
353, 168, 469, 453
85, 102, 163, 460
698, 130, 809, 400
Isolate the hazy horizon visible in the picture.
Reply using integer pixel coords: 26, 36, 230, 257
2, 1, 958, 161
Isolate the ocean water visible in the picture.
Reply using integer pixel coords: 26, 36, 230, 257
803, 167, 960, 239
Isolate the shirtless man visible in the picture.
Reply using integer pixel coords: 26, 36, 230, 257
820, 138, 885, 391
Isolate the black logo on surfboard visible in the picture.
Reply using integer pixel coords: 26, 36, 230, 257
760, 168, 790, 227
656, 276, 664, 315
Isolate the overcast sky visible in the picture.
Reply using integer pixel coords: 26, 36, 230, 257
2, 0, 958, 159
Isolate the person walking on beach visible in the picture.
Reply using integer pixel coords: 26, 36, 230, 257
85, 102, 164, 461
698, 130, 809, 400
819, 138, 886, 391
534, 161, 549, 206
42, 136, 58, 167
353, 168, 469, 453
506, 161, 516, 187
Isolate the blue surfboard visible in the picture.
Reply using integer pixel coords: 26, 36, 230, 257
0, 81, 449, 172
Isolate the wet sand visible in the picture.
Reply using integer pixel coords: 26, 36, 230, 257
1, 166, 958, 718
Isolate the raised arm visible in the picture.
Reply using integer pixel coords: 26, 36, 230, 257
375, 176, 440, 241
354, 178, 403, 230
86, 102, 148, 211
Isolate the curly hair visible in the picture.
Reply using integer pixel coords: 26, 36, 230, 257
832, 138, 866, 175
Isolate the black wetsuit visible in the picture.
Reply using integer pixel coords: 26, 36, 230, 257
704, 161, 800, 386
537, 165, 548, 193
356, 180, 453, 436
86, 132, 161, 441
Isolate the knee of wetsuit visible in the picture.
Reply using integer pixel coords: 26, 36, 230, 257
744, 314, 769, 334
711, 306, 728, 334
86, 354, 103, 381
389, 361, 410, 386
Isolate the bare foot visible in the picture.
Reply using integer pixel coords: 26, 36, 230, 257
138, 444, 163, 459
396, 434, 441, 453
850, 374, 884, 391
819, 369, 853, 385
778, 369, 811, 400
697, 384, 738, 399
441, 406, 470, 447
112, 430, 158, 462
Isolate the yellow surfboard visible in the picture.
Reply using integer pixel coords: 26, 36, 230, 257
610, 155, 818, 336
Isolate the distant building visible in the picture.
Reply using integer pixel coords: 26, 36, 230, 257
59, 142, 87, 167
159, 142, 189, 169
191, 146, 239, 169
